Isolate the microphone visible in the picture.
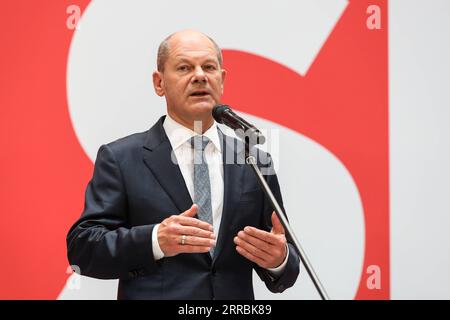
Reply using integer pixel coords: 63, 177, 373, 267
212, 104, 266, 145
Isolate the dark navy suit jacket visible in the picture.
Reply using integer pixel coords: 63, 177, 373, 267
66, 116, 300, 299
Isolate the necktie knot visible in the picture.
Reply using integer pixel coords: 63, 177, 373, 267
190, 135, 210, 151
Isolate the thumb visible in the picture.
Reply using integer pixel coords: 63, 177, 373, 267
181, 204, 198, 217
271, 211, 285, 235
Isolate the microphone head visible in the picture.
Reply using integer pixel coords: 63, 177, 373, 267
212, 104, 231, 123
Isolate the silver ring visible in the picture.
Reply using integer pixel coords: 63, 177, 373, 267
181, 234, 187, 245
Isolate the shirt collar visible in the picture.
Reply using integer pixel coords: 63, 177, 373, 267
163, 114, 222, 153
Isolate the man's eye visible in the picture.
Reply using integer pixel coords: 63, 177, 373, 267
204, 65, 217, 71
177, 65, 189, 71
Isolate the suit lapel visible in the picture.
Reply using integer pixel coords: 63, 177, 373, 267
142, 116, 192, 213
212, 129, 245, 264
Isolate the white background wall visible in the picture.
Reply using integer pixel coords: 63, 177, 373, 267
389, 0, 450, 299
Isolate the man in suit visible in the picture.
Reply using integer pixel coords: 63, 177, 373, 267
66, 30, 300, 299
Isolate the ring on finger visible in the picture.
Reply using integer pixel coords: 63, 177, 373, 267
181, 234, 187, 245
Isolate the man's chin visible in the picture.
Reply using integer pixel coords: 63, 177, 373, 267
189, 102, 215, 114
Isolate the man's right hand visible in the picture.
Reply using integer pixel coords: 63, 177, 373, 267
157, 204, 216, 257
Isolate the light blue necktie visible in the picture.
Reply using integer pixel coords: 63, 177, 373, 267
190, 135, 214, 255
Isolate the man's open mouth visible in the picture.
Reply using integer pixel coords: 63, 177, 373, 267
190, 91, 210, 97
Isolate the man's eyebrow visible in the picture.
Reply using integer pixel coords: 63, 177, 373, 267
203, 59, 219, 65
174, 57, 190, 64
174, 57, 218, 65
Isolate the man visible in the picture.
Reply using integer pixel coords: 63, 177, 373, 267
66, 30, 300, 299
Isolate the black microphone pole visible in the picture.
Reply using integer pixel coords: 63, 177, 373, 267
213, 105, 330, 300
243, 136, 330, 300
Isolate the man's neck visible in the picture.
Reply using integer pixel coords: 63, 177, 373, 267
167, 112, 214, 134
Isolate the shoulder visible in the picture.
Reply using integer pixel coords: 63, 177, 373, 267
92, 130, 149, 167
105, 130, 148, 154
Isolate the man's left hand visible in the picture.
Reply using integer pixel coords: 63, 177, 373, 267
234, 212, 287, 269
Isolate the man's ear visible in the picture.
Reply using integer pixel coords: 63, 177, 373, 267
152, 71, 165, 97
220, 68, 227, 94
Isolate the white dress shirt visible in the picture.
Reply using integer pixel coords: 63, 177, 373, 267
151, 114, 287, 275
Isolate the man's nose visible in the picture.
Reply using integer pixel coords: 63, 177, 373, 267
192, 66, 207, 83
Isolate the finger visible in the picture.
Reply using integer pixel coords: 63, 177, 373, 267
175, 225, 216, 239
233, 236, 270, 261
181, 235, 216, 247
236, 231, 272, 255
180, 204, 198, 217
243, 226, 278, 245
271, 212, 285, 235
236, 246, 267, 268
177, 215, 213, 232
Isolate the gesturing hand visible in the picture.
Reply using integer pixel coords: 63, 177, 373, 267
234, 212, 287, 269
157, 204, 216, 257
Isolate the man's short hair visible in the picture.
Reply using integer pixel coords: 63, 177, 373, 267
157, 32, 223, 72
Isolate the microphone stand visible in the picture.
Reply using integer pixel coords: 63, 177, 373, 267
244, 137, 330, 300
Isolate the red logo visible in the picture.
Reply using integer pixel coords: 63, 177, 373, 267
0, 0, 388, 299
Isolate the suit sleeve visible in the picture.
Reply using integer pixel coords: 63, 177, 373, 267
253, 152, 301, 293
66, 144, 158, 280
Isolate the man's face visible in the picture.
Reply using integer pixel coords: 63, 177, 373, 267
153, 32, 226, 129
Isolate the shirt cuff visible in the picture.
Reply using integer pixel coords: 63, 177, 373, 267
152, 224, 165, 260
266, 244, 289, 278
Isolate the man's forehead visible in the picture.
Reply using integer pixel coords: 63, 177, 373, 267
167, 30, 213, 48
172, 49, 217, 61
168, 30, 213, 46
168, 42, 218, 63
169, 37, 215, 53
161, 30, 221, 67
